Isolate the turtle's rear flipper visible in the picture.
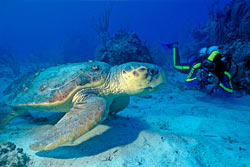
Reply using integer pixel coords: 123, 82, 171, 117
29, 95, 109, 151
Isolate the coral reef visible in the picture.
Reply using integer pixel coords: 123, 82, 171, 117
95, 32, 153, 66
0, 142, 30, 167
220, 40, 250, 93
185, 0, 250, 93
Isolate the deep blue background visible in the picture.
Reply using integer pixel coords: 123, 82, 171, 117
0, 0, 230, 63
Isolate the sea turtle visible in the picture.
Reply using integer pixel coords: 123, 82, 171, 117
0, 61, 166, 151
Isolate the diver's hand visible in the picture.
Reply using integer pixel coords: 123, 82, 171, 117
207, 73, 219, 85
205, 73, 218, 94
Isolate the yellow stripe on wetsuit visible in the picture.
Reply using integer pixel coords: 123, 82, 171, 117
173, 48, 190, 70
219, 71, 233, 93
208, 51, 219, 61
185, 63, 201, 82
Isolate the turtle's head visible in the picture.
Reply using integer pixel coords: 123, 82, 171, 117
118, 62, 166, 95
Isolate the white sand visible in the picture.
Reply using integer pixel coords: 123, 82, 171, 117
0, 72, 250, 167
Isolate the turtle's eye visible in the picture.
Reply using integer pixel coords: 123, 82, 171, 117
139, 67, 146, 72
148, 68, 159, 75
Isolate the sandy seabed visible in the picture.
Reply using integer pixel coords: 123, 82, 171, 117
0, 75, 250, 167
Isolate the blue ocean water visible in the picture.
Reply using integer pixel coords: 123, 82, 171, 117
0, 0, 227, 62
0, 0, 250, 167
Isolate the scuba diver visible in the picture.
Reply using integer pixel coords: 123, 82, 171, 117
162, 42, 234, 96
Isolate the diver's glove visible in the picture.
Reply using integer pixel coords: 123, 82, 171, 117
161, 42, 179, 50
205, 74, 218, 94
207, 73, 219, 86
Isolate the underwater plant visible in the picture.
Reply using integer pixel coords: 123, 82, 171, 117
94, 1, 112, 50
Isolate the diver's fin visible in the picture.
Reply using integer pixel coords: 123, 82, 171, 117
161, 41, 179, 50
0, 105, 26, 129
29, 95, 109, 151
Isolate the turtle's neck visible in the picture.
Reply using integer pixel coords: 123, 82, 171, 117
99, 66, 126, 97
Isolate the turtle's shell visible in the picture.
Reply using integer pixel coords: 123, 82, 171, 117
4, 61, 111, 109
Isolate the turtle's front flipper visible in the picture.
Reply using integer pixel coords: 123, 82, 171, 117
29, 95, 109, 151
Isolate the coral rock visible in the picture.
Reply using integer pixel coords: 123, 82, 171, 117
0, 142, 30, 167
95, 32, 153, 66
